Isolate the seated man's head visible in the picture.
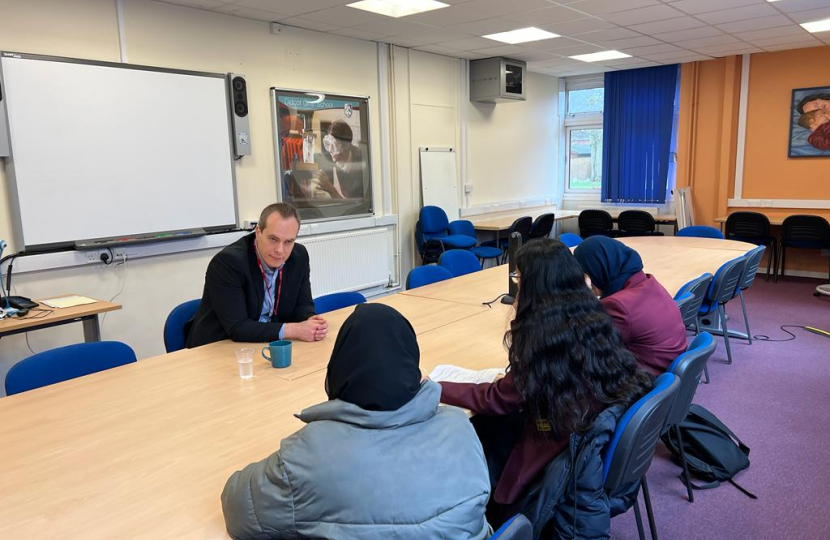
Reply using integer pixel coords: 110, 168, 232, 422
798, 109, 830, 132
326, 303, 421, 411
255, 203, 300, 269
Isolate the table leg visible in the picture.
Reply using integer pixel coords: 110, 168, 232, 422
83, 316, 102, 342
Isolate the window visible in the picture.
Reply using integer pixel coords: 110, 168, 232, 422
564, 76, 604, 193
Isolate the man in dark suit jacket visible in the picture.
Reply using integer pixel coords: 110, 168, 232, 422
187, 203, 328, 348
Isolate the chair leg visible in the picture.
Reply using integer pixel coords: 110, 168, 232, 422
642, 476, 659, 540
675, 425, 694, 503
719, 304, 733, 365
777, 245, 787, 283
764, 242, 772, 282
632, 491, 647, 540
702, 364, 710, 384
739, 290, 752, 345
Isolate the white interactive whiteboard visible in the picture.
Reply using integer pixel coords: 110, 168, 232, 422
0, 53, 237, 249
419, 147, 458, 220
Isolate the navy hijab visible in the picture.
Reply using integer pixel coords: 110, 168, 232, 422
326, 303, 421, 411
573, 236, 643, 298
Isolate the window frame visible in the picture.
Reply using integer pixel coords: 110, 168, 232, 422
565, 122, 604, 193
563, 76, 605, 195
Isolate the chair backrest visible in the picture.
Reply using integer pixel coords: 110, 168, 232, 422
781, 215, 830, 245
488, 514, 533, 540
579, 209, 614, 237
725, 211, 770, 241
406, 265, 454, 290
508, 216, 533, 242
313, 291, 367, 314
448, 219, 477, 239
419, 206, 450, 237
740, 245, 766, 291
559, 232, 583, 248
674, 292, 695, 327
676, 225, 724, 239
5, 341, 138, 395
706, 257, 747, 306
618, 210, 656, 234
529, 213, 555, 240
603, 373, 680, 489
666, 333, 716, 426
674, 273, 712, 326
439, 249, 481, 277
163, 299, 201, 353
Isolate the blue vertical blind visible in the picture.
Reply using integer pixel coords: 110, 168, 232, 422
601, 65, 679, 204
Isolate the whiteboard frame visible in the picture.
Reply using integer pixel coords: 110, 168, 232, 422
0, 51, 239, 251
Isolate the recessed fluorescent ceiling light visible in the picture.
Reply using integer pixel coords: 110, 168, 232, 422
483, 27, 560, 44
801, 17, 830, 33
570, 50, 631, 62
347, 0, 449, 18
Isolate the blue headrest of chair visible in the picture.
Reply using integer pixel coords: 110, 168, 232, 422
676, 226, 724, 239
559, 232, 583, 247
667, 332, 715, 373
448, 219, 476, 238
406, 265, 454, 290
420, 206, 450, 234
163, 299, 201, 353
313, 291, 367, 315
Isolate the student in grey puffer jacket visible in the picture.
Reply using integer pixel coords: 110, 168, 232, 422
221, 303, 492, 540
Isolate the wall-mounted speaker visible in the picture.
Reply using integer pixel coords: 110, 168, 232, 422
227, 73, 251, 157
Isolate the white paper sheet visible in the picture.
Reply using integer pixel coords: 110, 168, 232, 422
41, 295, 97, 309
428, 364, 506, 384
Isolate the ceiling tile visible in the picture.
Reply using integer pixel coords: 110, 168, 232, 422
604, 5, 686, 26
395, 28, 475, 46
668, 0, 763, 15
693, 44, 763, 55
762, 42, 827, 52
598, 35, 662, 48
787, 6, 830, 23
643, 49, 714, 60
503, 5, 590, 26
542, 18, 617, 35
223, 6, 285, 21
298, 6, 386, 27
676, 34, 741, 49
527, 56, 585, 68
347, 19, 436, 38
568, 0, 660, 16
609, 60, 663, 69
160, 0, 227, 9
472, 44, 532, 56
413, 44, 464, 56
601, 55, 656, 65
447, 17, 522, 35
627, 16, 707, 35
653, 25, 724, 42
439, 0, 552, 20
750, 35, 822, 47
735, 25, 810, 41
455, 50, 489, 59
715, 15, 794, 34
441, 36, 498, 50
235, 0, 345, 17
623, 43, 682, 55
542, 42, 606, 55
574, 27, 642, 42
520, 36, 595, 51
384, 35, 427, 47
404, 3, 491, 27
695, 4, 778, 25
331, 27, 388, 40
772, 0, 830, 14
506, 49, 562, 61
279, 17, 341, 32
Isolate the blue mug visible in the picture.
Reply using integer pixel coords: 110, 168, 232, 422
262, 340, 292, 368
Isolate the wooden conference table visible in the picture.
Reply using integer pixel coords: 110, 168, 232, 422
0, 237, 753, 539
0, 296, 121, 342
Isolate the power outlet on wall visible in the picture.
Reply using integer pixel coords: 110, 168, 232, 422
85, 251, 103, 264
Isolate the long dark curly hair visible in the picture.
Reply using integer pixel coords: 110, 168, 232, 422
505, 238, 653, 439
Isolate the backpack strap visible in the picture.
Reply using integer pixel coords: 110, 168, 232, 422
688, 405, 751, 455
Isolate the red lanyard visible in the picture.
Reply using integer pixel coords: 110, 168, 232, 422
255, 253, 283, 317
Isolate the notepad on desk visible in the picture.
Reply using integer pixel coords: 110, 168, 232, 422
429, 364, 505, 384
41, 295, 98, 309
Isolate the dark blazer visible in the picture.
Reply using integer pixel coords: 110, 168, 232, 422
186, 233, 316, 348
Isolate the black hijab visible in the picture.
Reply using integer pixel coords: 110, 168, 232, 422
573, 236, 644, 298
326, 303, 421, 411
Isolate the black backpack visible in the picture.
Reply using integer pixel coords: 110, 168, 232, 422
661, 404, 757, 499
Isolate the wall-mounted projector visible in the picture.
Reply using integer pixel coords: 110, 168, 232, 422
470, 57, 527, 103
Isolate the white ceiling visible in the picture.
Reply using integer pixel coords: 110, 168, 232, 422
160, 0, 830, 76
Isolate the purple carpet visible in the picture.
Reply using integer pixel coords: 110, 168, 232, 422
611, 276, 830, 540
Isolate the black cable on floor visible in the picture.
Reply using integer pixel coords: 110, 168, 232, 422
753, 325, 807, 342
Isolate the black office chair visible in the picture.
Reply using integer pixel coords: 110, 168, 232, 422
528, 213, 555, 241
663, 333, 717, 503
725, 211, 777, 282
777, 215, 830, 283
483, 216, 532, 263
604, 373, 680, 540
579, 209, 616, 238
618, 210, 663, 237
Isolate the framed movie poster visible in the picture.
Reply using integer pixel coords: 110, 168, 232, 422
788, 86, 830, 158
271, 88, 373, 221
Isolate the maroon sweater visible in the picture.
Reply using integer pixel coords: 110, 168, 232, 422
440, 373, 568, 505
808, 121, 830, 151
601, 271, 687, 375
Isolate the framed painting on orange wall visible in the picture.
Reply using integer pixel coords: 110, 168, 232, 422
789, 86, 830, 158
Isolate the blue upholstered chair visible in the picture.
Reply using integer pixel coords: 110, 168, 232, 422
664, 332, 717, 503
439, 249, 481, 277
406, 265, 454, 290
604, 373, 680, 540
415, 206, 476, 264
448, 219, 502, 267
737, 246, 765, 344
313, 291, 366, 314
488, 514, 533, 540
676, 226, 724, 239
674, 274, 713, 383
559, 232, 583, 247
5, 341, 137, 395
698, 257, 747, 365
163, 299, 200, 353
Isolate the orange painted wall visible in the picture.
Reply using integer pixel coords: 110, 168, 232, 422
677, 46, 830, 277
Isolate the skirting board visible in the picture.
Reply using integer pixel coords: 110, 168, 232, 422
728, 199, 830, 209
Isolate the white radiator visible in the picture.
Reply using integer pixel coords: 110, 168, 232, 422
577, 204, 658, 215
301, 227, 395, 297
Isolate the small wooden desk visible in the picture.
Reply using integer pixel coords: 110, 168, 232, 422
0, 296, 121, 342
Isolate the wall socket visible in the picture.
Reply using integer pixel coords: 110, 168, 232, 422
85, 251, 102, 264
